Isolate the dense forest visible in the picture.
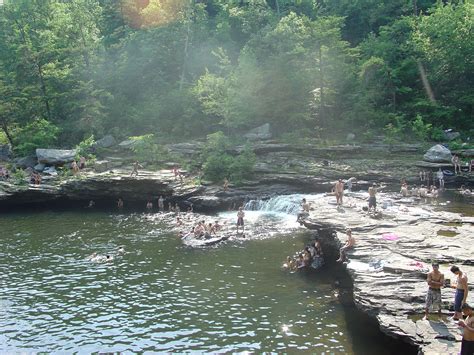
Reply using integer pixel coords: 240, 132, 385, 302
0, 0, 472, 156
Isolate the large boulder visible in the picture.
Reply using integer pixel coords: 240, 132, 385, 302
14, 155, 37, 169
244, 123, 272, 141
0, 144, 12, 161
443, 131, 461, 141
423, 144, 452, 163
36, 149, 76, 165
94, 135, 116, 148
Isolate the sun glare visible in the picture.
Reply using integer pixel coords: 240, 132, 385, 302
122, 0, 188, 29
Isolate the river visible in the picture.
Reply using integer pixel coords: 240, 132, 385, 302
2, 190, 471, 353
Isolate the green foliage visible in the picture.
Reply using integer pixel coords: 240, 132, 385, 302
129, 134, 169, 164
0, 0, 471, 151
13, 119, 60, 156
75, 135, 96, 160
11, 168, 27, 185
202, 132, 256, 183
410, 115, 432, 141
430, 127, 445, 142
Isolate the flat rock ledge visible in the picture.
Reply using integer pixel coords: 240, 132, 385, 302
301, 193, 473, 354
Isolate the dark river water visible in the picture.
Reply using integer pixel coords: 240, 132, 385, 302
0, 208, 400, 354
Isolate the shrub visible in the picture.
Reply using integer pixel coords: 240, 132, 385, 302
129, 134, 169, 163
410, 114, 432, 141
75, 135, 96, 160
13, 119, 60, 156
430, 127, 445, 141
202, 132, 256, 184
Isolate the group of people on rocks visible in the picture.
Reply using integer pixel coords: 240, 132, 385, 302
180, 219, 224, 240
283, 239, 324, 271
400, 181, 439, 199
423, 263, 473, 354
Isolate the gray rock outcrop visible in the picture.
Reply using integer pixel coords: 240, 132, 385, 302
423, 144, 452, 163
94, 135, 116, 148
34, 163, 45, 172
0, 144, 12, 161
36, 149, 76, 165
14, 155, 37, 169
302, 192, 473, 354
244, 123, 272, 141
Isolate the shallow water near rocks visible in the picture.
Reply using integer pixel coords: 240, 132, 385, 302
2, 209, 399, 354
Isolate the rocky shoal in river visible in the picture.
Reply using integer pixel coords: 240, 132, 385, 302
302, 192, 473, 355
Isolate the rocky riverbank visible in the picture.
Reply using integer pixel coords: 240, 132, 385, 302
301, 192, 473, 355
1, 141, 473, 354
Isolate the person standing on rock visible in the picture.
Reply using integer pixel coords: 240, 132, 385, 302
452, 154, 462, 175
117, 198, 124, 209
423, 263, 444, 320
458, 303, 474, 355
130, 161, 143, 177
368, 183, 378, 213
236, 206, 245, 234
334, 179, 344, 206
437, 168, 445, 189
451, 265, 469, 321
158, 196, 164, 212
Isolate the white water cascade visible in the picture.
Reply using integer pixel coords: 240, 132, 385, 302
244, 194, 304, 215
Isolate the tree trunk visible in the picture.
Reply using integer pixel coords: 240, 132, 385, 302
179, 2, 193, 91
37, 62, 52, 120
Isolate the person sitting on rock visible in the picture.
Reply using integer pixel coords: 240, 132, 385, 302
79, 156, 86, 169
296, 198, 310, 223
336, 229, 355, 263
400, 183, 409, 197
212, 220, 221, 233
71, 160, 79, 174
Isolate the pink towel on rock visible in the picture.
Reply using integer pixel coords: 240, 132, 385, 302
382, 233, 399, 240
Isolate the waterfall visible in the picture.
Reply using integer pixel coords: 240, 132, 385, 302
244, 194, 304, 215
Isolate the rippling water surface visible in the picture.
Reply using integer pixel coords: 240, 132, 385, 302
2, 210, 386, 353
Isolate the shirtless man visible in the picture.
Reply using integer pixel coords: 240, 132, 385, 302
400, 183, 409, 197
130, 161, 143, 177
437, 168, 444, 189
423, 263, 444, 320
336, 229, 355, 262
296, 198, 310, 222
459, 303, 474, 355
368, 183, 377, 212
236, 206, 245, 234
334, 179, 344, 206
158, 196, 164, 212
452, 154, 461, 175
451, 265, 469, 320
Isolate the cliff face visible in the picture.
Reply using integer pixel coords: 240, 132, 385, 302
302, 193, 473, 354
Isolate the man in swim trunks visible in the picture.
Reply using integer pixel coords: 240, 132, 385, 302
236, 206, 245, 234
336, 229, 355, 263
451, 265, 469, 320
424, 263, 444, 320
334, 179, 344, 206
368, 183, 377, 212
296, 198, 310, 223
437, 168, 444, 189
459, 303, 474, 355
